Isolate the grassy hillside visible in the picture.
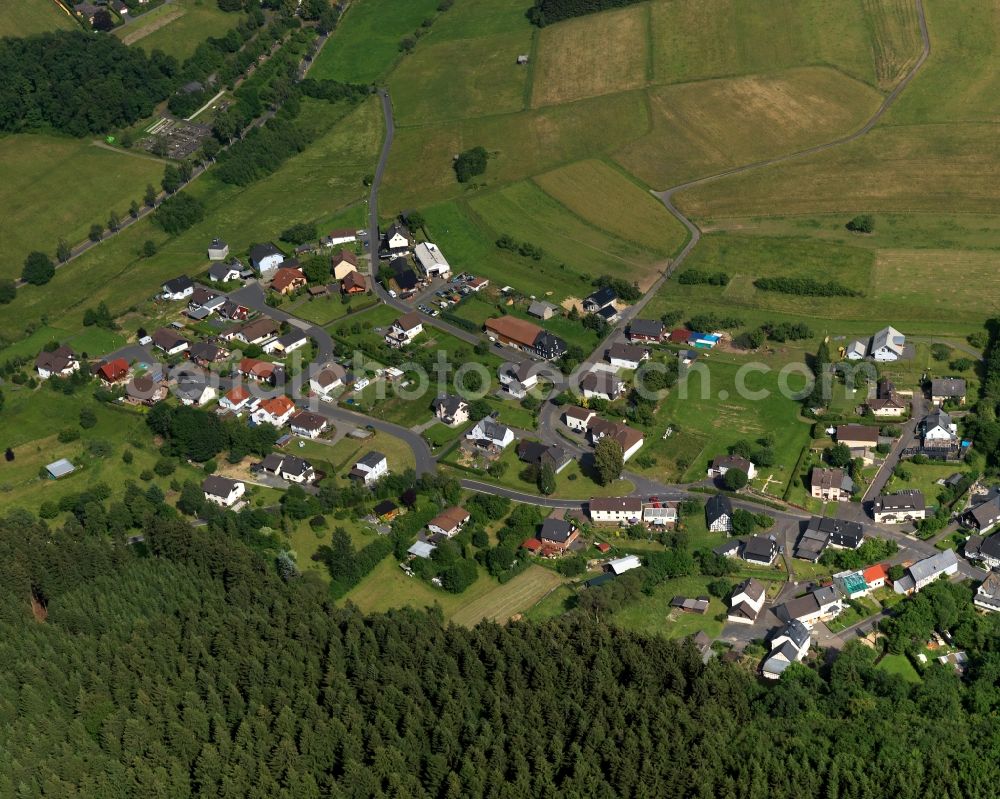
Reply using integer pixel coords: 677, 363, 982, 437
116, 0, 241, 61
0, 0, 76, 37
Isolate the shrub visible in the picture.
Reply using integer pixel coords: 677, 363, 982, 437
454, 146, 488, 183
78, 407, 97, 429
930, 343, 951, 361
154, 457, 176, 477
677, 269, 729, 286
753, 277, 862, 297
845, 214, 874, 233
22, 251, 55, 286
57, 428, 80, 443
722, 469, 748, 491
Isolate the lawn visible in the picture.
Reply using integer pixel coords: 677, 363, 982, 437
611, 575, 728, 640
876, 652, 922, 683
0, 0, 75, 36
423, 422, 466, 449
615, 68, 883, 188
308, 0, 441, 84
531, 5, 648, 107
0, 97, 380, 343
0, 135, 164, 281
118, 0, 241, 61
825, 596, 881, 633
883, 461, 965, 508
649, 0, 919, 89
285, 514, 383, 581
484, 397, 538, 431
289, 294, 378, 326
343, 557, 564, 625
319, 429, 417, 478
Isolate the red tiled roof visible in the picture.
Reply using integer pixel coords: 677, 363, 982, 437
259, 395, 295, 416
225, 385, 250, 404
863, 563, 888, 583
668, 328, 691, 343
98, 358, 129, 381
522, 538, 542, 552
596, 542, 611, 553
271, 267, 306, 292
485, 316, 542, 348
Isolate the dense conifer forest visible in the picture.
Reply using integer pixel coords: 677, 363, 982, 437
3, 504, 1000, 798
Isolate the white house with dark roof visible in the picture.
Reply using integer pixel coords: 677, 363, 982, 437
588, 496, 643, 524
208, 261, 242, 282
310, 363, 347, 395
202, 476, 245, 508
499, 361, 538, 399
872, 491, 926, 524
35, 346, 80, 380
207, 238, 229, 261
161, 275, 194, 301
580, 371, 625, 401
705, 494, 733, 533
708, 454, 756, 481
931, 378, 966, 406
290, 411, 328, 439
607, 343, 649, 370
466, 418, 514, 450
385, 312, 423, 348
349, 451, 388, 485
628, 319, 664, 343
975, 572, 1000, 613
762, 620, 810, 679
249, 243, 285, 276
727, 578, 766, 625
563, 406, 596, 432
432, 395, 469, 427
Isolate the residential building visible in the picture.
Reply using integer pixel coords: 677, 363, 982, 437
208, 261, 242, 282
893, 548, 959, 594
151, 328, 189, 356
607, 343, 649, 370
188, 341, 228, 365
863, 563, 889, 590
498, 361, 538, 399
262, 330, 309, 356
588, 496, 643, 525
643, 502, 677, 527
414, 242, 451, 278
762, 620, 810, 680
867, 392, 907, 417
539, 517, 578, 554
289, 411, 328, 439
580, 371, 625, 401
310, 363, 347, 395
583, 286, 616, 314
271, 267, 307, 295
217, 300, 249, 321
931, 378, 967, 406
706, 494, 733, 533
563, 406, 596, 432
125, 375, 167, 406
517, 441, 570, 473
468, 276, 489, 292
872, 491, 926, 524
845, 339, 868, 361
836, 424, 879, 449
251, 395, 296, 427
743, 535, 780, 566
322, 228, 357, 248
587, 419, 644, 462
484, 316, 566, 360
249, 243, 285, 275
628, 319, 665, 343
774, 586, 842, 627
527, 300, 558, 320
236, 318, 280, 346
606, 555, 642, 575
161, 275, 194, 301
466, 418, 515, 451
207, 238, 229, 261
259, 453, 315, 484
35, 346, 80, 380
97, 358, 129, 384
794, 517, 865, 561
332, 249, 358, 280
971, 534, 1000, 570
202, 476, 245, 508
342, 271, 368, 294
427, 507, 470, 538
966, 495, 1000, 533
923, 409, 958, 445
727, 578, 766, 625
219, 385, 258, 414
380, 222, 413, 258
238, 357, 283, 386
349, 451, 389, 485
708, 454, 757, 481
432, 395, 469, 427
175, 379, 216, 407
810, 467, 853, 501
385, 312, 423, 348
974, 572, 1000, 613
871, 325, 905, 361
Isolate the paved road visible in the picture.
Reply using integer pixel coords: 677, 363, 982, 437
862, 394, 925, 501
459, 480, 586, 509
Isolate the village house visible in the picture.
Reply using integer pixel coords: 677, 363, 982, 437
151, 328, 189, 356
863, 563, 889, 591
607, 343, 649, 371
161, 275, 194, 301
188, 341, 228, 366
643, 501, 677, 527
219, 385, 259, 414
580, 371, 625, 401
563, 406, 596, 432
467, 276, 489, 292
974, 572, 1000, 613
866, 376, 907, 416
432, 395, 469, 427
931, 378, 967, 406
743, 535, 780, 566
35, 346, 80, 380
414, 242, 451, 278
588, 496, 643, 525
762, 620, 810, 680
527, 300, 558, 320
385, 312, 423, 348
708, 454, 757, 481
484, 316, 566, 360
466, 417, 515, 451
517, 441, 570, 473
893, 548, 959, 594
258, 453, 315, 484
175, 378, 216, 407
499, 361, 538, 399
583, 286, 616, 315
125, 374, 167, 406
706, 494, 733, 533
271, 267, 306, 295
207, 238, 229, 261
627, 319, 665, 343
774, 585, 843, 627
835, 424, 879, 450
238, 357, 283, 386
727, 578, 767, 625
235, 318, 280, 346
380, 222, 414, 259
218, 300, 249, 321
289, 410, 328, 439
202, 476, 245, 508
965, 494, 1000, 533
845, 339, 868, 360
794, 516, 865, 562
249, 243, 285, 275
427, 507, 470, 538
322, 228, 357, 248
349, 451, 388, 486
342, 271, 368, 294
923, 409, 959, 448
587, 418, 644, 462
97, 358, 130, 384
251, 395, 296, 427
872, 490, 926, 524
967, 533, 1000, 570
310, 363, 347, 395
538, 517, 578, 555
332, 249, 358, 280
262, 330, 309, 356
871, 325, 906, 361
208, 261, 243, 282
810, 467, 853, 502
188, 286, 223, 312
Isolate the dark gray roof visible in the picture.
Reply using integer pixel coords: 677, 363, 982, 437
249, 243, 283, 264
280, 455, 312, 477
976, 534, 1000, 562
357, 451, 386, 469
277, 330, 307, 347
875, 491, 925, 513
163, 275, 193, 293
907, 549, 957, 583
931, 378, 966, 397
705, 494, 732, 524
629, 319, 664, 338
924, 409, 954, 430
586, 286, 616, 308
743, 535, 778, 562
774, 594, 820, 623
540, 518, 574, 543
433, 394, 466, 416
202, 475, 239, 497
772, 619, 810, 649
